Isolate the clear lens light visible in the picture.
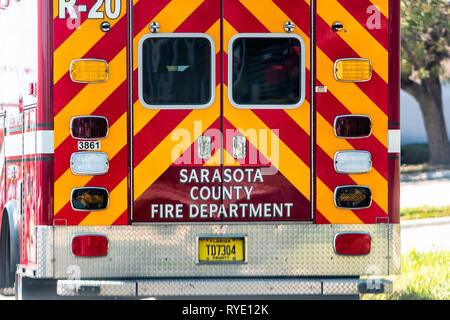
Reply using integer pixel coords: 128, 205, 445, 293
233, 136, 247, 159
334, 150, 372, 174
70, 152, 109, 175
197, 136, 212, 159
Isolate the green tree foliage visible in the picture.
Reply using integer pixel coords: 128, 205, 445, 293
401, 0, 450, 164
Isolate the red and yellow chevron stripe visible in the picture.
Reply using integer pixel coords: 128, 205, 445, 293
53, 0, 390, 226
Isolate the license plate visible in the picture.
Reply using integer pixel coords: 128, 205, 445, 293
198, 237, 245, 263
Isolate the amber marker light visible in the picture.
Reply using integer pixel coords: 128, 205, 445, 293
334, 58, 372, 82
70, 59, 109, 83
334, 186, 372, 209
71, 188, 109, 211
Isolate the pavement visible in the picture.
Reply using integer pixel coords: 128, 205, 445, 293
400, 178, 450, 208
400, 217, 450, 254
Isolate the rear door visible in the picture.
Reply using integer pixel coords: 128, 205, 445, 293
132, 0, 222, 222
222, 0, 312, 221
132, 0, 311, 222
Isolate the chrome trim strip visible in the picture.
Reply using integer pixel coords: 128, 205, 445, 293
128, 0, 134, 221
56, 278, 393, 297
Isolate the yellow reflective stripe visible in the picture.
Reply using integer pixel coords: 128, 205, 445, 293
284, 101, 311, 136
133, 86, 221, 200
317, 113, 388, 213
239, 0, 310, 70
243, 0, 387, 148
368, 0, 389, 19
208, 19, 221, 54
132, 16, 219, 136
132, 0, 205, 70
222, 19, 237, 55
133, 101, 160, 135
53, 0, 59, 19
54, 48, 127, 148
79, 178, 128, 226
316, 50, 388, 148
54, 0, 132, 83
54, 112, 127, 215
224, 87, 310, 200
317, 0, 388, 82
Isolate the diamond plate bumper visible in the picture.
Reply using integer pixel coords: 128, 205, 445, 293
56, 278, 393, 297
35, 223, 400, 280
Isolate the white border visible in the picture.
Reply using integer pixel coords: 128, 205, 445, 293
388, 129, 401, 153
138, 33, 216, 110
228, 33, 306, 109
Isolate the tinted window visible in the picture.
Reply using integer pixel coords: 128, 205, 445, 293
232, 37, 302, 106
141, 37, 212, 106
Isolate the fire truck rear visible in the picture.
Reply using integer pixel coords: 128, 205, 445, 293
0, 0, 401, 299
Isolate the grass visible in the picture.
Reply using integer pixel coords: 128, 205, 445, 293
401, 205, 450, 220
362, 250, 450, 300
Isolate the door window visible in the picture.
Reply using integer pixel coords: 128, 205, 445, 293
138, 34, 215, 109
228, 33, 305, 109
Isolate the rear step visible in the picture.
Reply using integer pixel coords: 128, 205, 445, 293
57, 278, 393, 297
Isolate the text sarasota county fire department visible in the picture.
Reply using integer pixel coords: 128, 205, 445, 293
150, 168, 294, 220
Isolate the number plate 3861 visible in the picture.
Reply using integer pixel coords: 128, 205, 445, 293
78, 141, 101, 150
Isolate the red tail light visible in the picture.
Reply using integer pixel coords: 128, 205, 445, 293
334, 115, 372, 138
70, 116, 109, 140
72, 234, 108, 257
334, 232, 371, 255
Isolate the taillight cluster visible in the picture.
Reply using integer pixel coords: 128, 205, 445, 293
70, 115, 110, 212
333, 114, 373, 210
332, 59, 374, 256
